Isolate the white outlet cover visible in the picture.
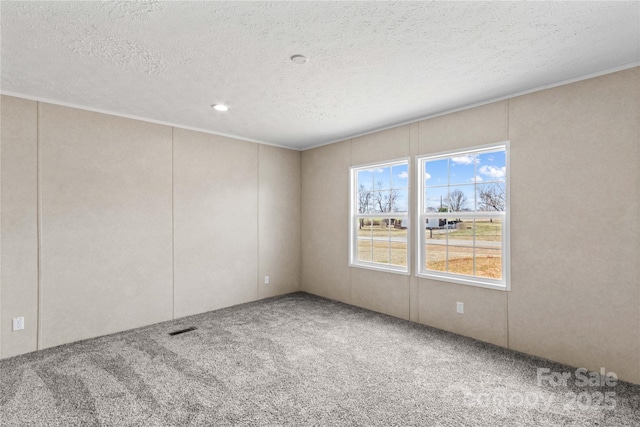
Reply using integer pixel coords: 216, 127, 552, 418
264, 276, 270, 285
12, 317, 24, 331
456, 302, 464, 314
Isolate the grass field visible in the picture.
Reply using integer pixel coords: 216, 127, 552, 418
357, 222, 407, 239
356, 219, 502, 277
357, 240, 407, 266
426, 219, 502, 279
357, 220, 408, 266
425, 244, 502, 279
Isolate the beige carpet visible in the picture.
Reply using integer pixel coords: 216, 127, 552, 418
1, 292, 639, 426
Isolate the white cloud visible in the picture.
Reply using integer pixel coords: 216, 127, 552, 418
451, 155, 477, 165
425, 172, 431, 180
471, 175, 483, 182
397, 171, 409, 179
479, 165, 506, 179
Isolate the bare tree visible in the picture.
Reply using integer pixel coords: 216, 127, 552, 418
445, 189, 467, 212
478, 184, 505, 211
358, 184, 372, 229
374, 181, 400, 213
358, 182, 401, 229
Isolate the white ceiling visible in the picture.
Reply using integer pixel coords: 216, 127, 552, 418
2, 1, 639, 150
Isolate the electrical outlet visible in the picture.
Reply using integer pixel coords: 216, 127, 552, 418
456, 302, 464, 314
13, 317, 24, 331
264, 275, 270, 285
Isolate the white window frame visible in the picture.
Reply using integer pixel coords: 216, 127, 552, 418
349, 158, 410, 275
416, 143, 510, 290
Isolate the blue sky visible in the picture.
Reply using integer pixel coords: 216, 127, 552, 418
357, 163, 409, 212
425, 151, 505, 186
355, 152, 505, 213
357, 163, 408, 191
424, 150, 506, 212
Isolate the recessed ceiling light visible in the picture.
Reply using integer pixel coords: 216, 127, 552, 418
211, 104, 229, 112
290, 54, 308, 64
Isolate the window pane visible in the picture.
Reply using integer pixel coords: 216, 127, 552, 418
389, 218, 408, 239
374, 191, 408, 213
447, 246, 474, 276
373, 240, 390, 264
476, 183, 506, 212
390, 241, 407, 267
373, 191, 390, 213
425, 244, 447, 272
374, 166, 391, 191
372, 218, 391, 264
446, 185, 474, 212
475, 248, 502, 279
390, 218, 407, 267
472, 217, 502, 278
444, 219, 473, 242
391, 164, 409, 189
357, 218, 374, 238
357, 239, 373, 262
391, 189, 408, 213
369, 218, 389, 238
425, 186, 448, 213
357, 169, 374, 191
425, 219, 448, 240
449, 154, 477, 185
477, 151, 506, 183
474, 217, 502, 245
357, 169, 374, 213
424, 158, 448, 187
357, 191, 373, 213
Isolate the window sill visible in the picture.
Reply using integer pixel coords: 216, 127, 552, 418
350, 262, 410, 276
417, 271, 508, 291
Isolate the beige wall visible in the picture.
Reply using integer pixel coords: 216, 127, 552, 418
258, 144, 301, 299
0, 96, 301, 357
507, 68, 639, 383
173, 129, 259, 317
301, 141, 352, 303
38, 104, 174, 349
301, 67, 640, 383
1, 96, 38, 358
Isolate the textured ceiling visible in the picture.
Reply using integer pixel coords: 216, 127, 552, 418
2, 1, 639, 150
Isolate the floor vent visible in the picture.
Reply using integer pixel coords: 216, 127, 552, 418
168, 326, 197, 336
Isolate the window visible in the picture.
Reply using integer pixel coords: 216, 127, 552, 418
350, 159, 410, 274
417, 144, 509, 290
